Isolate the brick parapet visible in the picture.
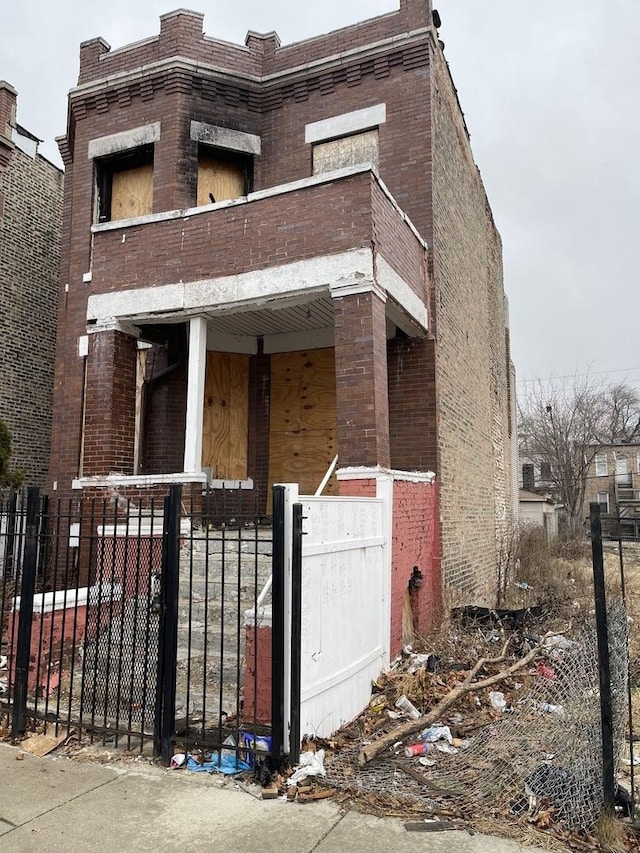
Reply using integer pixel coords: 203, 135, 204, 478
75, 2, 432, 87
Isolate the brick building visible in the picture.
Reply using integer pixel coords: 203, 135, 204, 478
51, 0, 515, 628
584, 443, 640, 539
0, 82, 63, 487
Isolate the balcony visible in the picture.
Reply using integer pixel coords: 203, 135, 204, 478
88, 164, 429, 338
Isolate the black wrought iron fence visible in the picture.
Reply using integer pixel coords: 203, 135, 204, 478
0, 484, 282, 770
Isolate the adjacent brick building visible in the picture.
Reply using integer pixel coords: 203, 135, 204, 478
0, 82, 63, 487
584, 443, 640, 539
51, 0, 516, 630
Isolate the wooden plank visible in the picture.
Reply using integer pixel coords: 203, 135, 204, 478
133, 349, 147, 474
202, 352, 249, 479
111, 163, 153, 220
268, 350, 338, 502
197, 154, 245, 205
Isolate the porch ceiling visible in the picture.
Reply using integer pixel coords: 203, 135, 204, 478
202, 294, 335, 337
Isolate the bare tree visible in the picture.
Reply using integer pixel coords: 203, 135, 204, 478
518, 376, 640, 529
603, 382, 640, 443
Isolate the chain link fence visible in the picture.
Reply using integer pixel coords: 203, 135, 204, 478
325, 600, 629, 834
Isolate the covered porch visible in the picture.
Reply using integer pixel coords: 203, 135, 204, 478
74, 166, 431, 507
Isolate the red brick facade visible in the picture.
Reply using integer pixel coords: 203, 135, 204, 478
50, 0, 515, 609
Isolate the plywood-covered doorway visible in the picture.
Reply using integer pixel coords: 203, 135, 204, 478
202, 351, 249, 479
268, 349, 338, 501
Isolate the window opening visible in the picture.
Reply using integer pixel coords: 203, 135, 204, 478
197, 146, 252, 206
312, 129, 379, 175
595, 452, 608, 477
96, 143, 154, 223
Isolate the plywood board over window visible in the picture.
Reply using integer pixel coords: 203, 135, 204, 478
197, 151, 247, 206
111, 164, 153, 220
312, 129, 379, 175
202, 351, 249, 479
268, 349, 338, 505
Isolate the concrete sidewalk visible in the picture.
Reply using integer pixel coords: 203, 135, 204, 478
0, 742, 526, 852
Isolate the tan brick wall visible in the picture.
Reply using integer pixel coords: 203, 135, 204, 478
583, 444, 640, 519
429, 46, 513, 599
0, 145, 63, 486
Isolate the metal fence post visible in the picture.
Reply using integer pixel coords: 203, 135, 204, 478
155, 485, 181, 764
289, 502, 303, 766
11, 487, 39, 740
4, 490, 18, 577
590, 501, 615, 814
271, 485, 286, 768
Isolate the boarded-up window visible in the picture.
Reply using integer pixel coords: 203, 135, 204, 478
312, 129, 379, 175
201, 351, 249, 479
268, 349, 338, 506
96, 144, 154, 222
110, 164, 153, 221
197, 148, 251, 206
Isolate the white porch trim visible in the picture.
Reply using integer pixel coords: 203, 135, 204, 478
86, 248, 427, 337
72, 472, 208, 489
184, 316, 208, 473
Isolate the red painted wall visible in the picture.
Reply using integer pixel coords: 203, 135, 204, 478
390, 479, 440, 655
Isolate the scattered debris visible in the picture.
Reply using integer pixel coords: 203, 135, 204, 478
451, 605, 545, 629
19, 730, 71, 757
185, 752, 251, 775
357, 639, 544, 766
288, 749, 326, 786
298, 787, 336, 803
395, 694, 421, 720
260, 784, 278, 800
488, 691, 507, 713
404, 819, 460, 833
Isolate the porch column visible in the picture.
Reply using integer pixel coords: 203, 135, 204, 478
331, 285, 390, 468
183, 316, 208, 473
83, 323, 138, 476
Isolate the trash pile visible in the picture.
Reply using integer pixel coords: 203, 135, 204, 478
318, 600, 633, 847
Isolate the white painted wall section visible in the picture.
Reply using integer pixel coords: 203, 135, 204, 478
190, 121, 261, 155
86, 249, 374, 322
88, 122, 161, 159
305, 103, 387, 144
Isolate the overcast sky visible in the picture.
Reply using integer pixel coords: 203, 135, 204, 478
2, 1, 639, 392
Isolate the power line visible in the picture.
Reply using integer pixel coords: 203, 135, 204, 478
517, 367, 640, 386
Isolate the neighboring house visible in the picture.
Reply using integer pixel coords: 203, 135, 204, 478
518, 450, 554, 495
0, 82, 63, 487
50, 0, 515, 623
583, 443, 640, 539
519, 489, 558, 538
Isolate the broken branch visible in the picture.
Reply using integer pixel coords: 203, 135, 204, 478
357, 644, 543, 767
